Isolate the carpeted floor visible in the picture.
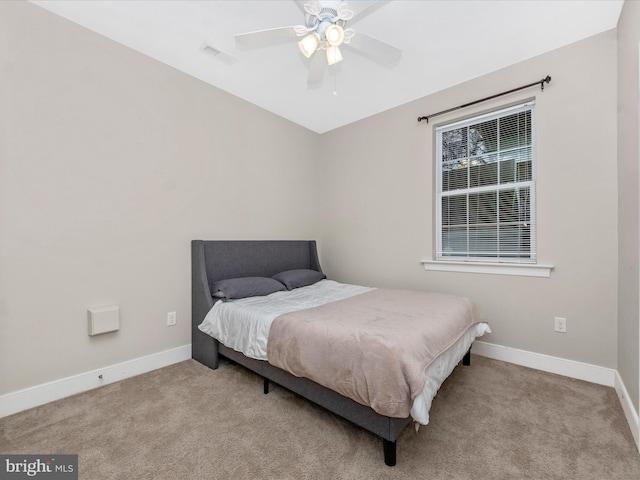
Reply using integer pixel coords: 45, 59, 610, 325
1, 355, 639, 479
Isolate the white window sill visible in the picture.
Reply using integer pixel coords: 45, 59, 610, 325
421, 260, 554, 278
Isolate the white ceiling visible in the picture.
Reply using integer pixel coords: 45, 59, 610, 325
31, 0, 623, 134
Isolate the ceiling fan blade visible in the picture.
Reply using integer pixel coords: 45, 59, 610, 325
345, 31, 401, 66
307, 51, 326, 85
235, 26, 298, 47
349, 0, 391, 26
292, 0, 307, 15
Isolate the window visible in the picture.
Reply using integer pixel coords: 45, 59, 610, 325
435, 101, 536, 263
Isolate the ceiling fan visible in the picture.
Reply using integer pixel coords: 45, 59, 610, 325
235, 0, 401, 85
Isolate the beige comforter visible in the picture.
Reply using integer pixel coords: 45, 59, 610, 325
266, 288, 478, 418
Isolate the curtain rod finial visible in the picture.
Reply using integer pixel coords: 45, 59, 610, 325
541, 75, 551, 91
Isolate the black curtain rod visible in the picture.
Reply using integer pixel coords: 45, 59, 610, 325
417, 75, 551, 124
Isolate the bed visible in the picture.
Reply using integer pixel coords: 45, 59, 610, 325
191, 240, 489, 466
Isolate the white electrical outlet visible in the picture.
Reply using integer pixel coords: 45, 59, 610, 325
554, 316, 566, 333
167, 311, 177, 326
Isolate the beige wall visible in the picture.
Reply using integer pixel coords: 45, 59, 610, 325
617, 0, 640, 415
0, 1, 322, 394
320, 30, 619, 369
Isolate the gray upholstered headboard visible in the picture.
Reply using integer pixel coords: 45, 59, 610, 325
191, 240, 322, 367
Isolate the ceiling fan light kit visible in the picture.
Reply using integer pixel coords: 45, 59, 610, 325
299, 32, 320, 58
325, 24, 345, 47
297, 1, 352, 66
326, 45, 343, 65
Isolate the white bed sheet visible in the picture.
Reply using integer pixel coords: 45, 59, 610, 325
199, 280, 373, 360
198, 279, 490, 425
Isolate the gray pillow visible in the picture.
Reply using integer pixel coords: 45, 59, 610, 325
272, 269, 326, 290
211, 277, 285, 300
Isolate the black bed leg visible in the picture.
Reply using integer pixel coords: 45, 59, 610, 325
383, 439, 396, 467
462, 348, 471, 366
263, 378, 269, 394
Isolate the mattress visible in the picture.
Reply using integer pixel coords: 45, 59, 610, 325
199, 279, 490, 425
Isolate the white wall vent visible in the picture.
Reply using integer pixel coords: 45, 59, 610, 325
201, 43, 237, 66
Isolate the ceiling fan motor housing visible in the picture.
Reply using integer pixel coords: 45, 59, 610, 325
304, 0, 348, 30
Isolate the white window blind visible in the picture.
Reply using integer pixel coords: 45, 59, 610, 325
435, 101, 536, 263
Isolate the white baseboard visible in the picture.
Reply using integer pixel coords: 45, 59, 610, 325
472, 341, 639, 453
0, 344, 191, 419
471, 341, 616, 386
614, 370, 640, 452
